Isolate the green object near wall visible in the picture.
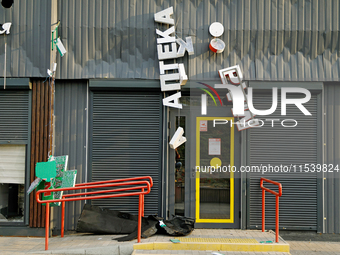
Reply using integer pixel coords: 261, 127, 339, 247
49, 155, 69, 206
35, 161, 57, 181
35, 155, 72, 207
36, 180, 54, 203
32, 155, 78, 207
61, 170, 77, 188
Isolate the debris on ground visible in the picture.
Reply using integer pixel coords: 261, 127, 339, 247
170, 238, 180, 243
76, 204, 195, 241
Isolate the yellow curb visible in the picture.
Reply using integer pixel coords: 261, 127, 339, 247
134, 243, 154, 250
133, 242, 289, 252
176, 237, 258, 243
221, 243, 289, 252
134, 252, 175, 255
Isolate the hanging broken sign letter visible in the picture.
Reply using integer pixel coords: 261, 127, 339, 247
0, 23, 12, 35
154, 7, 194, 101
169, 127, 187, 149
155, 7, 193, 149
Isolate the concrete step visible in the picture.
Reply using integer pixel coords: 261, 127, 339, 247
133, 236, 290, 253
133, 230, 290, 253
133, 250, 291, 255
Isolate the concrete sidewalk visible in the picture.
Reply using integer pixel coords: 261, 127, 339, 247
289, 240, 340, 254
0, 233, 135, 255
0, 230, 339, 255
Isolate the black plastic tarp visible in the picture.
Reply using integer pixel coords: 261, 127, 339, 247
76, 204, 195, 241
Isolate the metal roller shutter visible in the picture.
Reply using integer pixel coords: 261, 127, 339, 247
0, 91, 29, 142
91, 92, 162, 215
0, 145, 26, 184
0, 91, 29, 185
248, 94, 318, 230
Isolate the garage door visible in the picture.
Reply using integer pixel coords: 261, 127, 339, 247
91, 92, 162, 215
248, 93, 318, 230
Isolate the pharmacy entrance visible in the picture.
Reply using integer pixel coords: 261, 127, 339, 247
168, 101, 241, 228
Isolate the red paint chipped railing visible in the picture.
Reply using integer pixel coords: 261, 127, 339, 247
260, 177, 282, 243
36, 176, 153, 250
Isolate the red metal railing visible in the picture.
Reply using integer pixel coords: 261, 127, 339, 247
36, 176, 153, 251
260, 177, 282, 243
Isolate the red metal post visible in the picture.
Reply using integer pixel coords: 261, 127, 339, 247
260, 178, 282, 243
45, 203, 49, 251
141, 188, 144, 217
61, 201, 65, 238
276, 195, 279, 243
262, 188, 265, 232
138, 194, 142, 243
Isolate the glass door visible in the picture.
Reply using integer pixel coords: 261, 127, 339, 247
168, 102, 240, 228
196, 117, 234, 223
174, 116, 186, 216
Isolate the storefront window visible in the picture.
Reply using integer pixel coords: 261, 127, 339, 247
0, 145, 26, 222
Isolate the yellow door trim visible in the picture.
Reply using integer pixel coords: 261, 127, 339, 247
195, 117, 234, 223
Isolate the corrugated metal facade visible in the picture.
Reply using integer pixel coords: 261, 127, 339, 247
55, 0, 340, 81
1, 0, 340, 81
324, 83, 340, 234
1, 0, 340, 234
0, 0, 53, 77
52, 81, 87, 231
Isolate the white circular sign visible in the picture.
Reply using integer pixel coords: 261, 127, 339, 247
209, 22, 224, 37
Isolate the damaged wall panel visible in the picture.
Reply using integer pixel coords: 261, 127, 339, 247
0, 0, 53, 78
1, 0, 340, 81
56, 0, 340, 81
